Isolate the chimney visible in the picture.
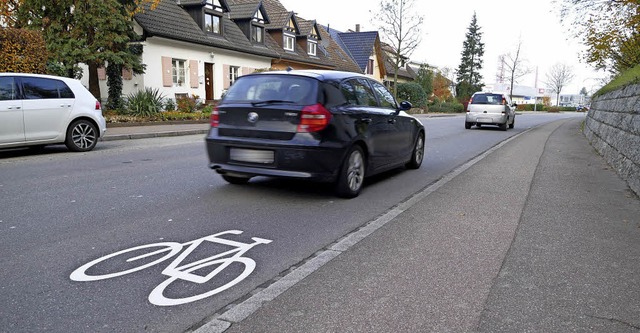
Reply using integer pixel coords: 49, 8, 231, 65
356, 24, 360, 32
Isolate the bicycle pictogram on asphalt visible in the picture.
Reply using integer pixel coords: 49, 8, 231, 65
70, 230, 272, 306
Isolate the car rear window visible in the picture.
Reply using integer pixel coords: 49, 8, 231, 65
223, 75, 318, 105
21, 77, 75, 99
471, 93, 504, 105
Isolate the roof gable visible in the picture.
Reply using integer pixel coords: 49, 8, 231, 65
336, 31, 379, 71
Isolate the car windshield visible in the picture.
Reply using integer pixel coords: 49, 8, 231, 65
223, 75, 318, 105
471, 93, 503, 105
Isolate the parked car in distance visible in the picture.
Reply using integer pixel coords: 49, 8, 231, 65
465, 92, 516, 131
0, 73, 106, 152
205, 69, 425, 198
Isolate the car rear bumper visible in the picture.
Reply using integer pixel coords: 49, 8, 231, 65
205, 137, 347, 182
466, 113, 508, 125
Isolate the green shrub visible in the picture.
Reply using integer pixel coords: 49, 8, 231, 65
176, 94, 202, 113
164, 98, 176, 111
517, 104, 546, 111
397, 82, 427, 108
125, 88, 164, 117
428, 101, 464, 113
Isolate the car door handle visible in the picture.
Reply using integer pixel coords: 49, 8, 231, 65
8, 106, 21, 109
60, 104, 71, 107
359, 118, 372, 124
388, 118, 397, 124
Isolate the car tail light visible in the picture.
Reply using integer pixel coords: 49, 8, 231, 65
210, 106, 220, 127
297, 104, 332, 133
95, 101, 101, 110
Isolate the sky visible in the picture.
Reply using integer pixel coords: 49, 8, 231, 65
278, 0, 607, 95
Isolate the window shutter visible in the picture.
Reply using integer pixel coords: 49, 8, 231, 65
122, 68, 133, 80
162, 56, 172, 87
189, 60, 198, 88
223, 64, 230, 89
98, 67, 106, 80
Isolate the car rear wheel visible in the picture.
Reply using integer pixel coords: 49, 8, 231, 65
499, 122, 508, 131
465, 122, 472, 129
65, 119, 98, 152
509, 118, 515, 129
336, 146, 365, 198
406, 133, 424, 169
222, 175, 251, 185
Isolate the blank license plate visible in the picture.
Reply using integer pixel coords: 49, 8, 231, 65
230, 148, 274, 164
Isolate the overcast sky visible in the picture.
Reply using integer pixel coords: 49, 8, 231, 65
279, 0, 606, 94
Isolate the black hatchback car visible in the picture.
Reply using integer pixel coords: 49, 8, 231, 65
205, 69, 425, 198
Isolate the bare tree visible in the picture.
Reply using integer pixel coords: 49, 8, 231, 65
544, 63, 575, 106
501, 38, 532, 100
372, 0, 423, 98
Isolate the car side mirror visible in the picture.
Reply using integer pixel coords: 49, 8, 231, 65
399, 101, 412, 111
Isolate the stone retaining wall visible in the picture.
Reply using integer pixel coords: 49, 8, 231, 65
583, 84, 640, 196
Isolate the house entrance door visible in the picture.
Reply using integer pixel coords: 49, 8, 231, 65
205, 63, 214, 101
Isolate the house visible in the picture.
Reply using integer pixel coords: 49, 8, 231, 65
380, 42, 416, 88
88, 0, 360, 105
324, 24, 387, 82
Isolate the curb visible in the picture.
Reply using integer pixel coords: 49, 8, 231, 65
101, 129, 209, 141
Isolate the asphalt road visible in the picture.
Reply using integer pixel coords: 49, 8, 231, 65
0, 112, 586, 333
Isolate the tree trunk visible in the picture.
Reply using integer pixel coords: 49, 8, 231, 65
88, 62, 101, 101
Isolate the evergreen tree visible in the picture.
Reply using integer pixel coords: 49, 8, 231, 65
456, 12, 484, 101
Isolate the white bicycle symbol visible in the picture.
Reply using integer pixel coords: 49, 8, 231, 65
70, 230, 272, 306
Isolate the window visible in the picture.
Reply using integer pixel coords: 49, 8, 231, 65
370, 81, 396, 108
172, 59, 186, 86
205, 13, 221, 34
21, 77, 73, 99
307, 41, 317, 56
252, 25, 264, 43
229, 66, 240, 86
341, 79, 377, 107
366, 59, 374, 75
284, 34, 295, 51
0, 77, 16, 101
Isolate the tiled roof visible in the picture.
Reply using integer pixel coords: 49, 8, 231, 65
335, 31, 379, 72
135, 0, 361, 72
135, 0, 277, 57
317, 26, 362, 73
296, 18, 314, 37
228, 2, 260, 19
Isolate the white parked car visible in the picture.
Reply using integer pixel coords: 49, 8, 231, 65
0, 73, 106, 151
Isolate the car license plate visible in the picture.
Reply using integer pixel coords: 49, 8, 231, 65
230, 148, 274, 164
477, 117, 492, 123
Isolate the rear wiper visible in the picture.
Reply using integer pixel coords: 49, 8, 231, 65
251, 100, 295, 106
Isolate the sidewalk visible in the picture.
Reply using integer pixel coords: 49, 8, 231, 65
193, 118, 640, 333
101, 122, 210, 141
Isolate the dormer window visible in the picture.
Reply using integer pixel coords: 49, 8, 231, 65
251, 9, 265, 44
205, 14, 221, 34
307, 40, 317, 56
204, 0, 223, 35
284, 33, 295, 51
252, 25, 264, 43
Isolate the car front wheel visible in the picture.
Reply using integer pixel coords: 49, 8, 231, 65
65, 120, 98, 152
336, 146, 365, 198
406, 133, 424, 169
